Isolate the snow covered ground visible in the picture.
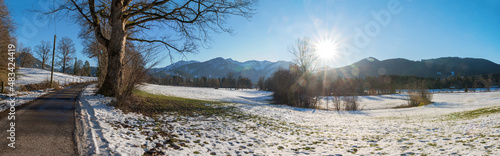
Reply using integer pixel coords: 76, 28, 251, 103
79, 84, 500, 155
0, 90, 51, 113
16, 67, 96, 86
139, 84, 273, 105
0, 68, 97, 112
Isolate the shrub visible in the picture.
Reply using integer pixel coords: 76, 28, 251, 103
333, 96, 341, 111
406, 88, 432, 107
266, 68, 318, 108
18, 80, 61, 91
343, 96, 359, 111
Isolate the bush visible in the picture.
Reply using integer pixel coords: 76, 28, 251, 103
333, 96, 341, 111
18, 80, 61, 91
406, 88, 432, 107
343, 96, 359, 111
266, 68, 318, 108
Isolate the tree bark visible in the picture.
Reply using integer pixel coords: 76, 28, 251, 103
98, 0, 126, 97
62, 61, 66, 73
41, 59, 45, 69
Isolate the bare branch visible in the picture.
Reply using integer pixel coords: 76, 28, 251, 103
88, 0, 110, 47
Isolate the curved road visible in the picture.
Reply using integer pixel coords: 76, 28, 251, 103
0, 83, 88, 155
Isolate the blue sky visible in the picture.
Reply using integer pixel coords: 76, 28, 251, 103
6, 0, 500, 68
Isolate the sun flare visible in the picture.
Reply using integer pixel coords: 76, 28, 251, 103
314, 39, 337, 60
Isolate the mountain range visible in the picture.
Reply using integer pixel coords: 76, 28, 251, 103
328, 57, 500, 78
19, 54, 500, 82
150, 57, 292, 82
151, 57, 500, 82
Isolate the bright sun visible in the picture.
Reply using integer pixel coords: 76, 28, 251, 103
314, 39, 337, 60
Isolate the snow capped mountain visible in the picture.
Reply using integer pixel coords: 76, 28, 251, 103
163, 60, 200, 71
327, 57, 500, 78
150, 57, 292, 82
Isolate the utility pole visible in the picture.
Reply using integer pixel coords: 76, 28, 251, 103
50, 0, 56, 88
50, 35, 56, 88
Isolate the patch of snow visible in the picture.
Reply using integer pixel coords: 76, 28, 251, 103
77, 84, 150, 155
81, 83, 500, 155
16, 67, 97, 86
0, 90, 51, 112
139, 84, 273, 105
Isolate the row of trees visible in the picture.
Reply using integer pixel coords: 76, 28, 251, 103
41, 0, 257, 99
261, 37, 499, 109
262, 66, 498, 108
0, 0, 15, 88
149, 74, 252, 89
73, 59, 92, 76
3, 0, 257, 103
11, 38, 93, 76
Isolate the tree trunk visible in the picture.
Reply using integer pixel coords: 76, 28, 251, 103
62, 61, 66, 73
97, 49, 108, 87
97, 0, 126, 97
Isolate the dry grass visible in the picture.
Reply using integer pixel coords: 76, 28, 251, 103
111, 90, 232, 117
448, 106, 500, 120
18, 80, 62, 91
407, 91, 433, 107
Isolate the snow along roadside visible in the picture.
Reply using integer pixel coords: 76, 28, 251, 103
75, 84, 113, 155
0, 90, 52, 113
75, 84, 97, 155
75, 84, 150, 155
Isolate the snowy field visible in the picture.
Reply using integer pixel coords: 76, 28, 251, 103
0, 90, 50, 113
16, 67, 96, 86
78, 84, 500, 155
0, 68, 96, 113
139, 84, 273, 105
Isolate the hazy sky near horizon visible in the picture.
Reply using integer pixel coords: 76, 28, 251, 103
6, 0, 500, 68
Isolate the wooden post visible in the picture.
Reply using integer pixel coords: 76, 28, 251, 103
50, 35, 56, 88
1, 81, 4, 93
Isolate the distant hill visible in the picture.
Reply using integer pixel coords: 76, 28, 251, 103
150, 57, 500, 83
150, 57, 292, 82
327, 57, 500, 78
15, 53, 51, 69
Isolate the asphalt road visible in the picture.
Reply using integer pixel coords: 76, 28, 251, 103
0, 83, 88, 156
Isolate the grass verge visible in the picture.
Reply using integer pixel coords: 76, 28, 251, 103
447, 106, 500, 120
113, 90, 233, 117
18, 80, 62, 91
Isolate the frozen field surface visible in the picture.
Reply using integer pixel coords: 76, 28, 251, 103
0, 90, 50, 113
139, 84, 273, 105
16, 67, 96, 86
80, 84, 500, 155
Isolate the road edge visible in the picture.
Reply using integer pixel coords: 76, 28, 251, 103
74, 83, 95, 156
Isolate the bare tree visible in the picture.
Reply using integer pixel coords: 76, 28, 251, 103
333, 95, 341, 111
123, 44, 158, 94
81, 31, 108, 87
41, 0, 257, 97
57, 37, 76, 74
18, 46, 35, 67
288, 37, 319, 108
289, 37, 318, 77
34, 40, 51, 69
0, 0, 15, 74
343, 96, 359, 111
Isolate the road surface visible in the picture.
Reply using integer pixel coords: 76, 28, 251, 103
0, 83, 88, 155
